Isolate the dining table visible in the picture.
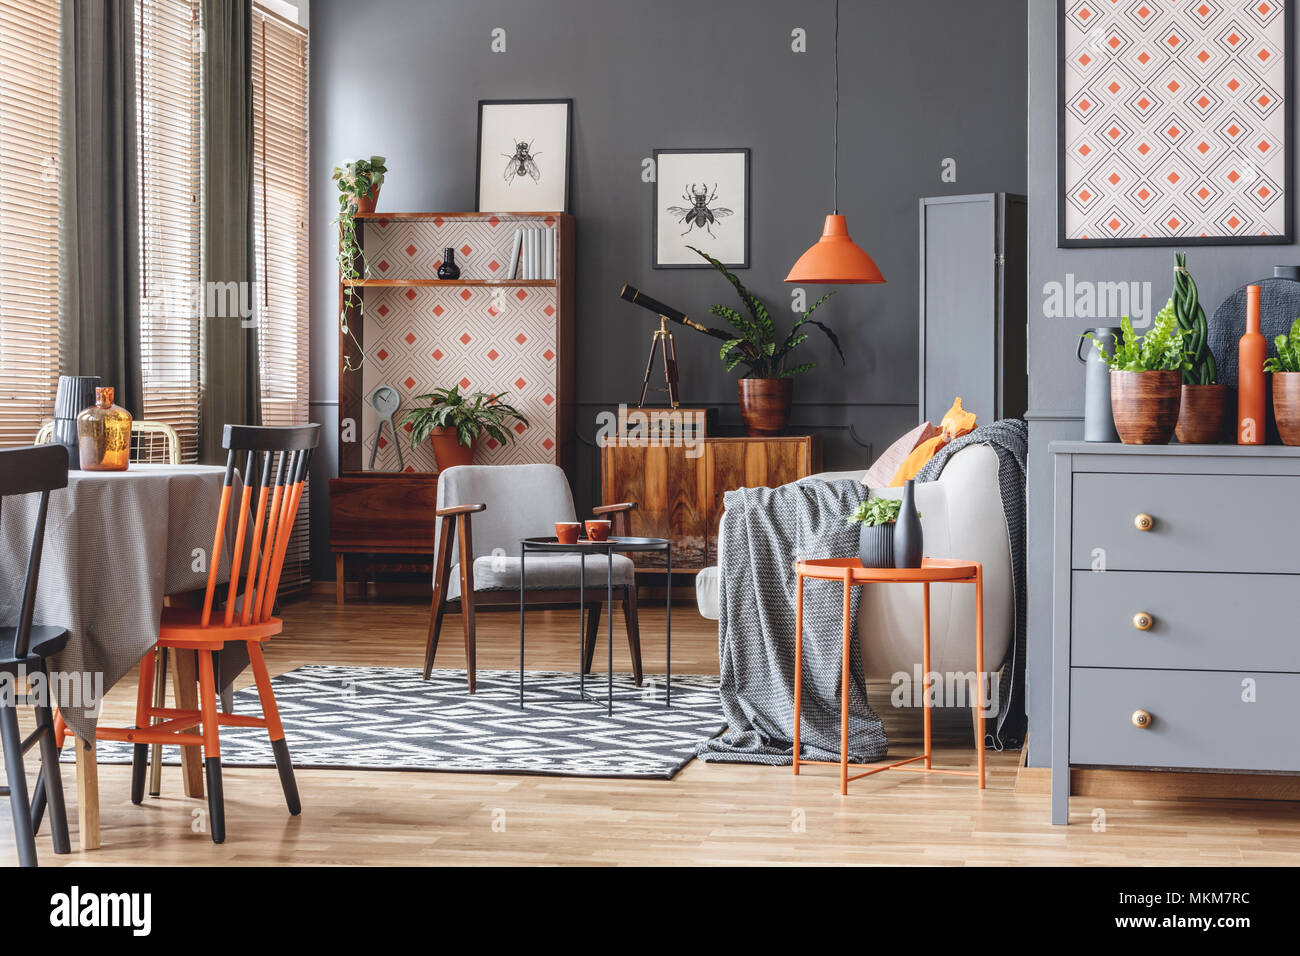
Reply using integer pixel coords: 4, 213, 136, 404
0, 462, 241, 849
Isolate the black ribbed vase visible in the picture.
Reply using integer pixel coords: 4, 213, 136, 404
893, 479, 923, 569
858, 522, 894, 569
52, 375, 101, 469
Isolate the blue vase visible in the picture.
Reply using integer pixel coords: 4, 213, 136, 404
893, 479, 923, 569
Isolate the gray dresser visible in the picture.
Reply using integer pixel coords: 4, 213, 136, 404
1050, 442, 1300, 825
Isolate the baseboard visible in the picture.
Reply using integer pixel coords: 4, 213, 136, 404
1015, 764, 1300, 802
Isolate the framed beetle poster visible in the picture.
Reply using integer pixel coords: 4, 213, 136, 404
476, 99, 572, 212
652, 148, 750, 268
1059, 0, 1292, 246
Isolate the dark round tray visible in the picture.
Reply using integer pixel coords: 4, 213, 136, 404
520, 535, 670, 553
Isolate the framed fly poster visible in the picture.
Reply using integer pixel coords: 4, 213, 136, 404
1059, 0, 1292, 246
476, 99, 572, 212
652, 148, 751, 268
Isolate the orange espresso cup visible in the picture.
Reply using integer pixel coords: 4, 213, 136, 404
584, 519, 612, 542
555, 522, 581, 544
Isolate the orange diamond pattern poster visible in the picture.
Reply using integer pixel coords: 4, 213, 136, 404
1060, 0, 1290, 245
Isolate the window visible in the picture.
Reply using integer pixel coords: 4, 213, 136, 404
253, 3, 310, 588
136, 0, 202, 461
0, 0, 61, 448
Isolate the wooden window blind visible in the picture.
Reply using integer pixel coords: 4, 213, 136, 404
0, 0, 60, 448
136, 0, 201, 461
253, 3, 310, 589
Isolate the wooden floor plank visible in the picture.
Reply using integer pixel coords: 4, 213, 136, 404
3, 592, 1298, 866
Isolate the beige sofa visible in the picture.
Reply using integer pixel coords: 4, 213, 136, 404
694, 442, 1013, 679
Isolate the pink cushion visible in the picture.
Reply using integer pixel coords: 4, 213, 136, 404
863, 421, 940, 488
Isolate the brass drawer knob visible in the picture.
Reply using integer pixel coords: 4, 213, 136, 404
1133, 612, 1154, 631
1131, 709, 1152, 729
1134, 513, 1154, 531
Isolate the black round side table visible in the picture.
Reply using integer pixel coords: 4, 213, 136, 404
519, 536, 671, 715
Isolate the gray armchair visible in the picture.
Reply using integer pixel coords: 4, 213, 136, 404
424, 464, 643, 692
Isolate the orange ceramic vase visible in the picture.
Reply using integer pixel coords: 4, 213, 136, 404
1238, 285, 1267, 445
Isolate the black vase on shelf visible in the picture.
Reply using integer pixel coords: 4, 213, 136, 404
893, 479, 923, 569
52, 374, 102, 469
437, 247, 460, 280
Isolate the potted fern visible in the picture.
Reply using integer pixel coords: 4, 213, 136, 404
334, 156, 388, 372
1265, 318, 1300, 446
402, 386, 528, 471
689, 246, 843, 436
1086, 303, 1191, 445
847, 497, 919, 569
1171, 252, 1228, 444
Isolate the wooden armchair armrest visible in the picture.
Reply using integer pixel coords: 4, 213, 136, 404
592, 501, 637, 515
436, 502, 486, 517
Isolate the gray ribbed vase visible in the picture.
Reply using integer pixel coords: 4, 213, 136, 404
53, 375, 102, 469
858, 522, 894, 569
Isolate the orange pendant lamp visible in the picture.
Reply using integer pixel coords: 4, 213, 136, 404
786, 0, 885, 285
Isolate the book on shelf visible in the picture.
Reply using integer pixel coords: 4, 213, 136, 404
506, 226, 522, 281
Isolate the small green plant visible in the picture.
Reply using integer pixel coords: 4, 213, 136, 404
333, 156, 389, 373
1264, 317, 1300, 373
1172, 252, 1217, 385
847, 497, 918, 527
688, 246, 843, 378
1085, 302, 1191, 373
401, 385, 529, 450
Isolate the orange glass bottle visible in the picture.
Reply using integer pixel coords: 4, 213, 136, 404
1238, 285, 1267, 445
77, 386, 133, 470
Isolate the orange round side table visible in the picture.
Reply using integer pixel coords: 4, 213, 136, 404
793, 557, 986, 795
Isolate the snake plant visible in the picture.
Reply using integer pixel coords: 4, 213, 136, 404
1172, 252, 1217, 385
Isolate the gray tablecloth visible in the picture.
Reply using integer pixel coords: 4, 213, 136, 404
0, 464, 239, 741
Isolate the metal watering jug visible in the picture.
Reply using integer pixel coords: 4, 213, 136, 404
1077, 327, 1122, 442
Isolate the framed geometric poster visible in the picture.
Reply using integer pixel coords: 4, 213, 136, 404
1059, 0, 1292, 246
652, 148, 750, 268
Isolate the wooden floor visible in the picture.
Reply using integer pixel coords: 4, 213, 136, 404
4, 591, 1300, 866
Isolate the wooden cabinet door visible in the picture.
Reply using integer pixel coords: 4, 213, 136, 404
600, 441, 707, 570
704, 438, 820, 564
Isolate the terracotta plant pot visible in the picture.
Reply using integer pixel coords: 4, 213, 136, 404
737, 377, 793, 436
353, 185, 380, 215
429, 426, 475, 471
1109, 370, 1182, 445
1273, 373, 1300, 446
1174, 383, 1229, 444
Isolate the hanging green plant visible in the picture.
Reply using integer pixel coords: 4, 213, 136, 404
333, 156, 388, 373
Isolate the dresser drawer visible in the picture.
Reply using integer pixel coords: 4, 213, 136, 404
1070, 667, 1300, 772
1071, 473, 1300, 573
1071, 570, 1300, 672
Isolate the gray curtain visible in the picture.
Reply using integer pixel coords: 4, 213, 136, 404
59, 0, 142, 417
199, 0, 261, 463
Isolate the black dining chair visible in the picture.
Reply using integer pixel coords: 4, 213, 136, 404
0, 444, 72, 866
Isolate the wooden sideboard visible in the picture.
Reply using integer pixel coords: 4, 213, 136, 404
600, 435, 821, 571
1050, 442, 1300, 824
329, 475, 438, 603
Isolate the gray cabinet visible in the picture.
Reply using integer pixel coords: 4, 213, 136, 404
918, 193, 1027, 424
1050, 442, 1300, 824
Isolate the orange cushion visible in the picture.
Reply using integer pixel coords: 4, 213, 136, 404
889, 398, 977, 486
863, 421, 939, 488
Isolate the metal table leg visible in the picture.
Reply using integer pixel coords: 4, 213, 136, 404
607, 549, 614, 716
519, 547, 526, 708
578, 553, 585, 702
666, 543, 672, 708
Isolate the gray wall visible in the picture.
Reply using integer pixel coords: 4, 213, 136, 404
308, 0, 1029, 580
1024, 3, 1300, 765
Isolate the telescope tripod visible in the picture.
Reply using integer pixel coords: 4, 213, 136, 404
637, 315, 680, 408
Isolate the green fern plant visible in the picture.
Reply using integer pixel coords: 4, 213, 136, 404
1085, 302, 1192, 373
1264, 318, 1300, 373
689, 246, 844, 378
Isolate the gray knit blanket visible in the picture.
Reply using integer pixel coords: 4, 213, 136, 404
696, 418, 1029, 763
695, 476, 887, 765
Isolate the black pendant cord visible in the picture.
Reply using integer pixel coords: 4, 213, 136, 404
833, 0, 840, 215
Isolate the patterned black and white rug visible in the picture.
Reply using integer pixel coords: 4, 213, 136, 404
89, 665, 725, 779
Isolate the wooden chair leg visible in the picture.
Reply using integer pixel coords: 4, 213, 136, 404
130, 646, 157, 806
169, 649, 204, 798
335, 554, 345, 605
196, 650, 225, 845
622, 583, 644, 686
32, 696, 70, 856
423, 514, 454, 679
458, 515, 477, 693
148, 647, 167, 797
74, 736, 100, 851
582, 601, 603, 675
247, 640, 300, 815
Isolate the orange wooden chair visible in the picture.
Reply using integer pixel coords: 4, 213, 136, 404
89, 424, 318, 844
